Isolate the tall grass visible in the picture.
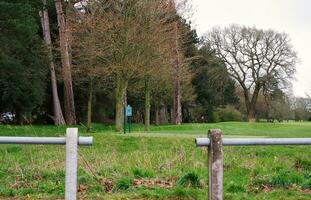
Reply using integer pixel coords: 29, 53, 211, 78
0, 122, 310, 199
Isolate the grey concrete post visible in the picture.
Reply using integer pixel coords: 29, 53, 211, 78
208, 129, 223, 200
65, 128, 78, 200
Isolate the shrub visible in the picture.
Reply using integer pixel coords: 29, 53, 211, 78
213, 106, 243, 122
191, 107, 208, 123
212, 111, 220, 123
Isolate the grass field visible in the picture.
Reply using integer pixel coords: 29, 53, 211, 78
0, 122, 310, 199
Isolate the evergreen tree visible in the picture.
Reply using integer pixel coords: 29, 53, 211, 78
192, 45, 238, 122
0, 0, 48, 123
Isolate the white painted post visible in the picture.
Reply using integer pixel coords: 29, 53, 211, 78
208, 129, 223, 200
65, 128, 78, 200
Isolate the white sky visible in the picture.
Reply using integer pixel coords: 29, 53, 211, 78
190, 0, 311, 97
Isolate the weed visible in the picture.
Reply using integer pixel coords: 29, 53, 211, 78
269, 169, 303, 187
132, 168, 154, 179
6, 146, 22, 153
113, 177, 133, 191
0, 122, 311, 199
226, 181, 246, 193
177, 172, 201, 188
295, 157, 311, 171
171, 187, 199, 199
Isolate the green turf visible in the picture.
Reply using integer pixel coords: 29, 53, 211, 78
0, 122, 310, 199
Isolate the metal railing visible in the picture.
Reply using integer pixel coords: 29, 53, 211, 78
0, 128, 93, 200
195, 129, 311, 200
196, 137, 311, 146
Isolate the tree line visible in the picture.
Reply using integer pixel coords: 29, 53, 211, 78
1, 0, 310, 129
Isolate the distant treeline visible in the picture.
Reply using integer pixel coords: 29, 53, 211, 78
0, 0, 310, 129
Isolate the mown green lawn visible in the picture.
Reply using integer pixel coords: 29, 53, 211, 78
0, 122, 310, 199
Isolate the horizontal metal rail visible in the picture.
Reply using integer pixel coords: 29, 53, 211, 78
196, 137, 311, 147
0, 136, 93, 145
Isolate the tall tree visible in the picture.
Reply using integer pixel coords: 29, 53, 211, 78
40, 0, 65, 125
0, 0, 48, 124
54, 0, 76, 125
292, 97, 311, 121
192, 45, 238, 122
70, 0, 193, 130
172, 20, 182, 125
205, 25, 297, 122
167, 0, 183, 125
70, 7, 110, 130
140, 0, 175, 131
167, 0, 195, 125
70, 0, 160, 131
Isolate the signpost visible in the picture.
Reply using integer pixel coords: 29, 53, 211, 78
124, 105, 133, 133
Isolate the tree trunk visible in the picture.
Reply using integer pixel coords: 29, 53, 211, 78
160, 103, 168, 124
170, 106, 174, 124
40, 0, 65, 125
144, 80, 151, 131
246, 100, 259, 122
248, 84, 261, 122
172, 21, 182, 125
54, 0, 76, 125
247, 107, 256, 122
245, 99, 257, 122
172, 77, 182, 124
87, 78, 93, 131
242, 83, 262, 122
115, 76, 127, 132
155, 103, 160, 126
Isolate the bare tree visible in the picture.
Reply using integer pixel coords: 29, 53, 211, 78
205, 25, 297, 122
54, 0, 76, 125
169, 0, 182, 125
70, 0, 172, 131
140, 0, 175, 131
172, 20, 182, 125
70, 7, 111, 130
168, 0, 194, 125
40, 0, 65, 125
70, 0, 193, 131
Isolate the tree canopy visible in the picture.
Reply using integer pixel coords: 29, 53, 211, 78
205, 25, 297, 121
0, 0, 48, 123
1, 1, 307, 126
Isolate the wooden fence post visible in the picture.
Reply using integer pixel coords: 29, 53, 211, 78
208, 129, 223, 200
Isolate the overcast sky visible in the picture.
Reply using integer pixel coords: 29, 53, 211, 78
190, 0, 311, 97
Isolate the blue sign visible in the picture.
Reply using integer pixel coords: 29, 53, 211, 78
125, 105, 133, 117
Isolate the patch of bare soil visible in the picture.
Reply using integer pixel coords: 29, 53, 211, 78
133, 179, 173, 189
